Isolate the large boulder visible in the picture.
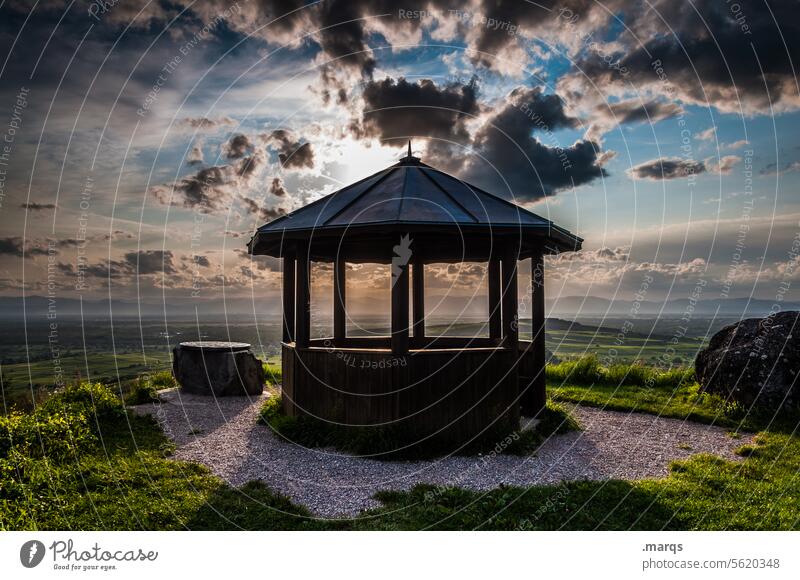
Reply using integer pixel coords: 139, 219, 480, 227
173, 341, 265, 396
695, 311, 799, 411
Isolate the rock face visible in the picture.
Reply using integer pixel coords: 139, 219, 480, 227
172, 341, 264, 396
695, 311, 799, 411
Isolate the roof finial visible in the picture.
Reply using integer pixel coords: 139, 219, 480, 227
398, 139, 420, 165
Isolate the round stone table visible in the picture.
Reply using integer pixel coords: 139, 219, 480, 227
172, 341, 265, 396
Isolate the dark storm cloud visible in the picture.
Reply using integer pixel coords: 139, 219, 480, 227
194, 255, 211, 268
465, 0, 621, 71
20, 202, 57, 211
241, 197, 287, 221
467, 0, 556, 68
152, 131, 301, 213
224, 134, 253, 159
0, 233, 130, 259
151, 165, 233, 213
573, 0, 800, 114
627, 157, 707, 180
352, 77, 480, 146
187, 140, 205, 165
179, 116, 236, 130
601, 99, 683, 125
270, 177, 287, 197
0, 237, 48, 257
124, 250, 177, 275
463, 87, 607, 200
266, 130, 315, 169
236, 153, 264, 178
586, 98, 684, 140
317, 0, 376, 78
57, 250, 176, 282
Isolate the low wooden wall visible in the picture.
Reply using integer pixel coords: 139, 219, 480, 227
281, 344, 520, 445
517, 341, 546, 415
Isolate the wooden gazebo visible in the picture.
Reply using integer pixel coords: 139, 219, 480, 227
248, 145, 582, 446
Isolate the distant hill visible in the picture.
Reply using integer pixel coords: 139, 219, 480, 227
0, 294, 796, 320
0, 296, 282, 319
546, 296, 800, 318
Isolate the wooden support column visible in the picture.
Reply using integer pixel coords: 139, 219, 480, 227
523, 251, 547, 415
391, 260, 409, 355
295, 243, 310, 349
501, 245, 519, 351
488, 256, 502, 340
282, 254, 296, 343
333, 256, 346, 344
412, 259, 425, 341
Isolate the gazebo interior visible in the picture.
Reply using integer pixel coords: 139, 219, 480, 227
249, 148, 582, 447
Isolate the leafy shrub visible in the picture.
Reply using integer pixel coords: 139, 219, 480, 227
39, 382, 125, 426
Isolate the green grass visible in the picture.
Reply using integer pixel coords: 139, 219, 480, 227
2, 375, 798, 530
546, 355, 694, 388
545, 356, 798, 431
345, 430, 800, 529
258, 395, 580, 460
0, 382, 318, 531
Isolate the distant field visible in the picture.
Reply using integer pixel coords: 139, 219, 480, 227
545, 328, 703, 366
2, 350, 171, 387
1, 315, 709, 410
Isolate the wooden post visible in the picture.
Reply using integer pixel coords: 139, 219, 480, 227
295, 243, 310, 349
333, 256, 346, 344
488, 256, 501, 340
391, 261, 409, 355
282, 254, 295, 343
501, 245, 519, 351
412, 259, 425, 341
523, 251, 547, 415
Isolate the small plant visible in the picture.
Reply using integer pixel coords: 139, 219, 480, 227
124, 376, 160, 406
263, 364, 282, 387
149, 370, 177, 390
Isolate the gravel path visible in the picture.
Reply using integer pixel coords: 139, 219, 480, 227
135, 390, 751, 518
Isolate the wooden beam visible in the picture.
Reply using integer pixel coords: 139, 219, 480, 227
282, 255, 295, 343
523, 251, 547, 415
501, 246, 519, 351
488, 256, 501, 339
412, 259, 425, 339
391, 261, 410, 355
295, 243, 310, 349
333, 257, 346, 342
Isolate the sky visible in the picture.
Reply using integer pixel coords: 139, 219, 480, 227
0, 0, 798, 317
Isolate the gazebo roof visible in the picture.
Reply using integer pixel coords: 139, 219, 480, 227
249, 147, 582, 260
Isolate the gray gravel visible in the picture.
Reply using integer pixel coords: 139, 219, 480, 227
135, 390, 752, 518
